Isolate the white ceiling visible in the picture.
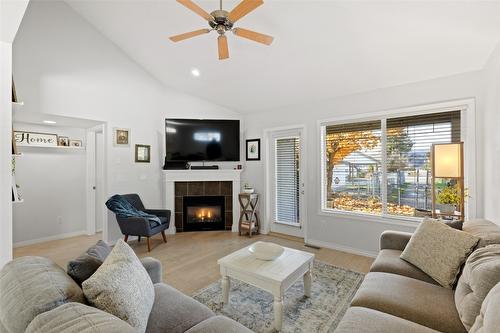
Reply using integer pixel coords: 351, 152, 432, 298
65, 0, 500, 113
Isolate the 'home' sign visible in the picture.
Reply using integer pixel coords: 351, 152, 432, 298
14, 131, 58, 147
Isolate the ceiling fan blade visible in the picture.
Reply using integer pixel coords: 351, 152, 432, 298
169, 29, 210, 42
228, 0, 263, 23
218, 35, 229, 60
233, 28, 273, 45
176, 0, 213, 21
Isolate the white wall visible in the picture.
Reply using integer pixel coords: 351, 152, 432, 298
243, 71, 484, 256
12, 123, 87, 245
482, 42, 500, 226
0, 0, 29, 268
13, 1, 240, 243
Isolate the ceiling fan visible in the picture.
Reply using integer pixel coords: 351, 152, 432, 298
169, 0, 274, 60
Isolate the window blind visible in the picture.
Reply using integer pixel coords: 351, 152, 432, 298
385, 111, 461, 216
324, 121, 382, 214
275, 137, 300, 224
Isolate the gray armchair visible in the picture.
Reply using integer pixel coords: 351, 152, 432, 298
113, 194, 171, 252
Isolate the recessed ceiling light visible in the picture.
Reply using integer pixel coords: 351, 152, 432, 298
191, 68, 201, 77
43, 120, 57, 124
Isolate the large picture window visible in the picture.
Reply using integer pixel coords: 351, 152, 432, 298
322, 110, 461, 219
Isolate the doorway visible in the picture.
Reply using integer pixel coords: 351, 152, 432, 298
266, 126, 306, 238
86, 125, 107, 239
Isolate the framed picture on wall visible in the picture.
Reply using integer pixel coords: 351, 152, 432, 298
135, 144, 151, 163
69, 139, 82, 147
114, 128, 130, 146
58, 136, 69, 146
246, 139, 260, 161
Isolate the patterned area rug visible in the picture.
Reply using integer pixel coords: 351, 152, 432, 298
193, 261, 364, 333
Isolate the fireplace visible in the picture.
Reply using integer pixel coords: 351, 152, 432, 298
183, 196, 225, 231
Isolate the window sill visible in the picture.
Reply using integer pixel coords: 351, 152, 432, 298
318, 208, 422, 228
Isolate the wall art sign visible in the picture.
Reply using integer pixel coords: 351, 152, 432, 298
114, 127, 130, 146
14, 131, 58, 147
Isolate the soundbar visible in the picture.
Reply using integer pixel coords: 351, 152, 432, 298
190, 165, 219, 170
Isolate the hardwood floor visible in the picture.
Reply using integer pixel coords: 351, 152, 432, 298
13, 231, 374, 295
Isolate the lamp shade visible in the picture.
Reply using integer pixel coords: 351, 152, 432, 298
433, 143, 462, 178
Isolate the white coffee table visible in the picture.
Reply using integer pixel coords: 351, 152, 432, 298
217, 243, 315, 332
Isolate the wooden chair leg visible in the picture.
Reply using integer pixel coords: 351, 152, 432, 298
161, 231, 167, 243
147, 237, 152, 252
124, 235, 129, 242
138, 236, 141, 243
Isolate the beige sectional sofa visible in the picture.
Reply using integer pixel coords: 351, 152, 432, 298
336, 219, 500, 333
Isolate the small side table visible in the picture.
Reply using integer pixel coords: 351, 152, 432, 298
238, 193, 259, 237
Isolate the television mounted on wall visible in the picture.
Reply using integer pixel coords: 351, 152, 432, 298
165, 118, 240, 163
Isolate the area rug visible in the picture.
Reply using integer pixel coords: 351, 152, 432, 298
192, 261, 364, 333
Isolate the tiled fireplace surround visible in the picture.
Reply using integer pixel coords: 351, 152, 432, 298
163, 169, 242, 234
174, 181, 233, 232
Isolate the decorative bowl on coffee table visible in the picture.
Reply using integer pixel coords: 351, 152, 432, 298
248, 241, 284, 260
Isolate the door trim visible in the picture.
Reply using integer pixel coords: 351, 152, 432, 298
263, 124, 307, 241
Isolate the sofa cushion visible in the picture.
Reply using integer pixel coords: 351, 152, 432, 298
455, 244, 500, 330
0, 256, 85, 333
335, 306, 441, 333
67, 240, 111, 285
400, 218, 478, 288
82, 239, 154, 333
463, 219, 500, 248
185, 316, 253, 333
470, 282, 500, 333
146, 283, 214, 333
25, 302, 135, 333
370, 249, 438, 285
351, 272, 466, 333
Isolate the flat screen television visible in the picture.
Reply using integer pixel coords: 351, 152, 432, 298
165, 118, 240, 162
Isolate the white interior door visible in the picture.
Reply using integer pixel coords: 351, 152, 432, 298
269, 128, 306, 238
95, 131, 104, 232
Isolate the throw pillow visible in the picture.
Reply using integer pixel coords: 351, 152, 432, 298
463, 219, 500, 248
470, 282, 500, 333
82, 239, 154, 333
67, 240, 112, 285
455, 245, 500, 330
400, 218, 479, 288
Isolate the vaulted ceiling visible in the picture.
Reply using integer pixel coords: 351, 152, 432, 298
66, 0, 500, 113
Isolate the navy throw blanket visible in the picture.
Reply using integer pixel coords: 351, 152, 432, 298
105, 194, 162, 227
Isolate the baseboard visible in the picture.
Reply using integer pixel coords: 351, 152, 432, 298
14, 230, 88, 248
306, 238, 378, 258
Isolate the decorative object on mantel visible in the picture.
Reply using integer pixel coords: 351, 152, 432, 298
11, 127, 18, 155
14, 131, 58, 147
69, 139, 83, 147
238, 192, 259, 237
248, 241, 284, 261
431, 142, 464, 221
58, 136, 69, 146
246, 139, 260, 161
135, 144, 151, 163
243, 183, 254, 193
113, 128, 130, 146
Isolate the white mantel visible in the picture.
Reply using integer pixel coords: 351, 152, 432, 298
163, 169, 242, 234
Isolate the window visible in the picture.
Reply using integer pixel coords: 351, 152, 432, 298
275, 137, 300, 224
322, 110, 461, 219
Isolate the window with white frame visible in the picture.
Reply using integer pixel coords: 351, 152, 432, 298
322, 110, 461, 219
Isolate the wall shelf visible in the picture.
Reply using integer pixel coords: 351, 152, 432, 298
17, 145, 85, 151
12, 101, 24, 112
13, 199, 24, 204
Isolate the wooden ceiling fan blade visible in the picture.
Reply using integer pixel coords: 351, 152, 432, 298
169, 29, 210, 42
176, 0, 213, 21
218, 35, 229, 60
228, 0, 263, 23
233, 28, 273, 45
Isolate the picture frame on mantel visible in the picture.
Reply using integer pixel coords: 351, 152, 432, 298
113, 127, 130, 147
246, 139, 260, 161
